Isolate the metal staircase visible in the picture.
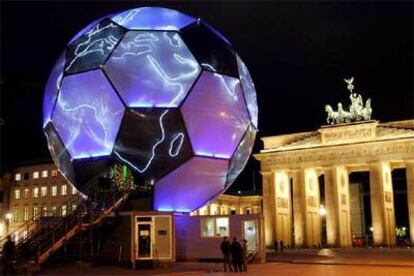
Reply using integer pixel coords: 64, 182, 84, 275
0, 164, 135, 266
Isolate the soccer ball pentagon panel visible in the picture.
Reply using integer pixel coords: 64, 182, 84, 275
42, 7, 258, 212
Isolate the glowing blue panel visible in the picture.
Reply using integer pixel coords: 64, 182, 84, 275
154, 157, 228, 212
65, 19, 126, 74
237, 55, 258, 128
226, 124, 256, 186
52, 70, 125, 159
111, 7, 195, 31
43, 50, 66, 127
105, 31, 200, 108
181, 71, 250, 158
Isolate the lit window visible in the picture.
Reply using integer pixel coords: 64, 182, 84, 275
216, 217, 229, 237
61, 205, 67, 216
24, 188, 29, 199
201, 217, 229, 238
15, 173, 21, 181
51, 186, 57, 197
41, 186, 47, 197
72, 204, 77, 211
22, 230, 28, 240
52, 205, 57, 214
42, 206, 48, 217
33, 206, 39, 219
201, 218, 215, 237
71, 186, 77, 195
42, 170, 48, 178
24, 207, 29, 221
14, 189, 21, 200
13, 208, 19, 222
33, 171, 39, 179
61, 185, 67, 196
51, 169, 58, 177
33, 187, 39, 198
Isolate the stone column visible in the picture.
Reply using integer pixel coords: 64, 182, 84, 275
292, 170, 305, 247
406, 161, 414, 244
303, 168, 321, 247
324, 166, 352, 247
274, 170, 292, 246
369, 161, 396, 246
261, 171, 276, 247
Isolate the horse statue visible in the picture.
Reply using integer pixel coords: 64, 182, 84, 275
361, 98, 372, 120
325, 104, 338, 124
324, 77, 373, 125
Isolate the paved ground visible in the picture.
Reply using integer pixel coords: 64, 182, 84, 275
38, 262, 414, 276
34, 248, 414, 275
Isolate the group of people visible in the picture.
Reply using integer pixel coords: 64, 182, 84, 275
220, 237, 248, 272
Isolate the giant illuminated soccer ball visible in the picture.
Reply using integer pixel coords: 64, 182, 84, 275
43, 7, 258, 212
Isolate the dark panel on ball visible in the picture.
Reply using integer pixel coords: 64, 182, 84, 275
72, 157, 114, 193
179, 21, 238, 77
114, 108, 193, 180
226, 124, 257, 187
44, 123, 76, 185
65, 19, 126, 74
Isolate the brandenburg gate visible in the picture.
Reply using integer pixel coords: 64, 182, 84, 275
254, 79, 414, 248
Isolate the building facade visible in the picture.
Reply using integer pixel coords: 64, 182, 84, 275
191, 193, 262, 216
1, 162, 82, 241
254, 120, 414, 248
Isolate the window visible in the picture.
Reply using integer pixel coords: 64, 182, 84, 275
72, 204, 77, 211
201, 217, 229, 238
201, 218, 215, 237
42, 206, 48, 217
15, 173, 21, 181
52, 205, 57, 214
61, 185, 67, 196
51, 169, 58, 177
41, 186, 47, 197
24, 173, 29, 180
13, 208, 19, 222
14, 189, 21, 200
23, 207, 29, 221
33, 187, 39, 198
61, 205, 67, 216
33, 206, 39, 219
24, 188, 29, 199
72, 186, 77, 195
33, 171, 39, 179
42, 170, 48, 178
51, 186, 57, 197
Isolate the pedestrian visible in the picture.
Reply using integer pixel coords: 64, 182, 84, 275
220, 236, 232, 272
273, 240, 278, 253
2, 236, 15, 276
280, 240, 284, 252
230, 237, 242, 272
241, 239, 248, 272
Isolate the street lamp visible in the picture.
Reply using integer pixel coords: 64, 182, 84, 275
319, 205, 327, 216
5, 213, 12, 220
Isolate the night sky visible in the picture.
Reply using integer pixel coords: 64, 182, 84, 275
1, 1, 413, 192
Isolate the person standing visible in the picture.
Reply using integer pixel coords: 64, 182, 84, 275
241, 239, 248, 272
220, 236, 232, 272
230, 237, 242, 272
2, 236, 15, 276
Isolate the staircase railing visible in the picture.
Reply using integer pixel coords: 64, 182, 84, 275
1, 171, 134, 265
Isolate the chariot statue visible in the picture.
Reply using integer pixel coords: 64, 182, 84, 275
325, 77, 372, 125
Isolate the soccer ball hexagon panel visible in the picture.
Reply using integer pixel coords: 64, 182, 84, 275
43, 7, 258, 212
